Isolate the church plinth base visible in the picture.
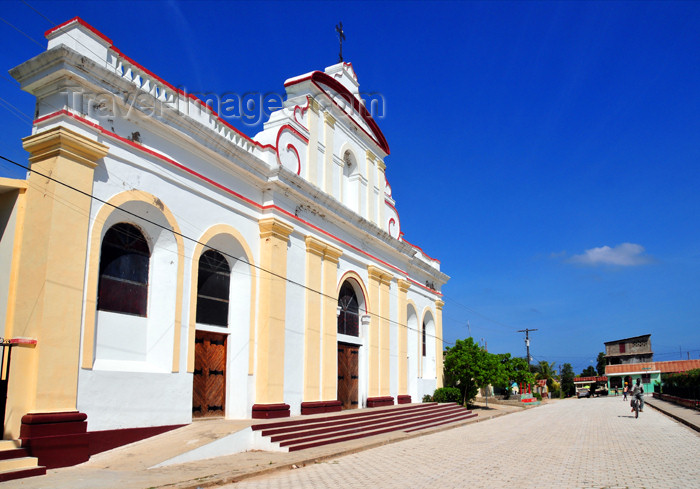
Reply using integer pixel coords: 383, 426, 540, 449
397, 395, 412, 404
301, 400, 342, 415
367, 396, 394, 408
252, 403, 290, 419
19, 411, 89, 469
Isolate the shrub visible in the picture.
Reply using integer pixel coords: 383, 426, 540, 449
533, 392, 543, 401
422, 394, 433, 403
432, 387, 462, 403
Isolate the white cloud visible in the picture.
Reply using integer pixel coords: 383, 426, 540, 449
569, 243, 652, 267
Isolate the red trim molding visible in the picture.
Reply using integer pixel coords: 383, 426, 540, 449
300, 400, 343, 415
285, 71, 390, 155
397, 395, 412, 404
34, 110, 441, 297
20, 411, 89, 469
252, 403, 291, 419
366, 396, 394, 408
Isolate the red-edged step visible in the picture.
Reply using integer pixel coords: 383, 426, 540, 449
252, 403, 477, 452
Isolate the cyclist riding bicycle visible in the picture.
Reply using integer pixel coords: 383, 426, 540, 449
629, 378, 644, 413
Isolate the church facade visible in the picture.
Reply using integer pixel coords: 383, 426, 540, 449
0, 17, 447, 459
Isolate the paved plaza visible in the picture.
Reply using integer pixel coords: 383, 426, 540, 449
228, 397, 700, 489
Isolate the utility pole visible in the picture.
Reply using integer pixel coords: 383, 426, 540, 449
517, 328, 538, 367
467, 321, 471, 338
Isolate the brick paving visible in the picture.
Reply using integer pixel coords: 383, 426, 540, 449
228, 397, 700, 489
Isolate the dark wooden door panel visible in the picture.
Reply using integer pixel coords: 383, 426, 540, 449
337, 343, 359, 410
193, 331, 227, 418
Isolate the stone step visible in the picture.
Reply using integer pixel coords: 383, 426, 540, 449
0, 456, 41, 472
276, 405, 469, 445
251, 403, 478, 452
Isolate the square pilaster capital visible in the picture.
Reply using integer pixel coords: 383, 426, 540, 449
22, 126, 108, 169
308, 97, 321, 114
435, 299, 445, 311
259, 217, 294, 241
397, 279, 411, 293
324, 112, 336, 128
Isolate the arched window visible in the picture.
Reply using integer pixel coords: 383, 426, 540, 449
98, 223, 150, 316
196, 250, 231, 327
337, 281, 359, 336
422, 320, 427, 357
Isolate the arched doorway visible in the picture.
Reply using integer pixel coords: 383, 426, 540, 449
337, 280, 360, 409
192, 249, 230, 418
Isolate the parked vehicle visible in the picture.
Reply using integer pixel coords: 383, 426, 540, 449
577, 388, 591, 398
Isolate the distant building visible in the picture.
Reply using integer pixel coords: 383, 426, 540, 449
606, 359, 700, 393
603, 334, 700, 393
604, 334, 653, 366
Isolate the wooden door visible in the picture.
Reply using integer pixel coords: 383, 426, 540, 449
337, 343, 359, 410
192, 331, 227, 418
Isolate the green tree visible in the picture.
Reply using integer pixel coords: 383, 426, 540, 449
533, 360, 557, 391
596, 351, 607, 376
560, 363, 575, 397
580, 365, 597, 377
443, 337, 504, 407
500, 354, 535, 387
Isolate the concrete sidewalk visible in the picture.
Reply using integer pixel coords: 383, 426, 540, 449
645, 395, 700, 433
2, 403, 522, 489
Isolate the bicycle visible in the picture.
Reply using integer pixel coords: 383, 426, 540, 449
631, 396, 640, 418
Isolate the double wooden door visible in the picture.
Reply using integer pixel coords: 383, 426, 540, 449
337, 343, 359, 410
192, 331, 227, 418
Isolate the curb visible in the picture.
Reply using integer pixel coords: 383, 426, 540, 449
646, 401, 700, 434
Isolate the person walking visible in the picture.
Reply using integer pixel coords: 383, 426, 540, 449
623, 383, 628, 400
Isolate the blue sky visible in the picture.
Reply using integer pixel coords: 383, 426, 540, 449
1, 1, 699, 374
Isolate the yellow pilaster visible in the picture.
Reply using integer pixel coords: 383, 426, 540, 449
303, 236, 325, 401
377, 159, 386, 228
323, 112, 335, 194
366, 150, 376, 224
397, 279, 410, 395
4, 127, 107, 438
435, 300, 445, 388
321, 243, 342, 400
366, 266, 382, 397
306, 98, 320, 185
379, 272, 393, 395
256, 217, 294, 404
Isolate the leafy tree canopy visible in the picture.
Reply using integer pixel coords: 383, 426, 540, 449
560, 363, 576, 397
443, 337, 505, 406
596, 351, 607, 376
580, 365, 597, 377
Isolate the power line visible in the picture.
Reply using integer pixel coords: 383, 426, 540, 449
0, 153, 445, 345
0, 15, 44, 48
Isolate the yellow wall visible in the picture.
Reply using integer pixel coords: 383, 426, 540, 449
4, 127, 107, 438
379, 273, 393, 395
256, 217, 293, 404
320, 243, 342, 400
366, 267, 381, 397
303, 237, 324, 400
367, 266, 393, 397
396, 279, 410, 395
435, 300, 445, 388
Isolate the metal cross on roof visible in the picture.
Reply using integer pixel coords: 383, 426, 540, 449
336, 22, 345, 62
